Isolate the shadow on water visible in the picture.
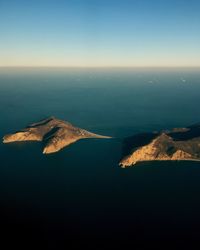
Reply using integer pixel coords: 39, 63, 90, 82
170, 123, 200, 141
121, 132, 158, 158
27, 116, 55, 128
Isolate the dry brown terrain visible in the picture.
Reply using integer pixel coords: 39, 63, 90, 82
120, 123, 200, 167
3, 117, 111, 154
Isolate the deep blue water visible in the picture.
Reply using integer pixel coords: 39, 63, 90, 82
1, 68, 200, 249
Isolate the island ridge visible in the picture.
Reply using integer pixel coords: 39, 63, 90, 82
3, 117, 111, 154
120, 123, 200, 168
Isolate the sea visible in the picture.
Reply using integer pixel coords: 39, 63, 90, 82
0, 67, 200, 249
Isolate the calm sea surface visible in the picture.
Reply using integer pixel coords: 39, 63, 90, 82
1, 68, 200, 248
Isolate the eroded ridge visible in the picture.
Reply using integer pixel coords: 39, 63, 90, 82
3, 117, 111, 154
120, 124, 200, 168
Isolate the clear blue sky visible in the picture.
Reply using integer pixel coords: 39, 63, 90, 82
0, 0, 200, 67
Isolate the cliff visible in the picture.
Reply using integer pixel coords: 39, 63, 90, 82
3, 117, 111, 154
120, 124, 200, 167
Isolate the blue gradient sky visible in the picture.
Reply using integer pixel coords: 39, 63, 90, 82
0, 0, 200, 67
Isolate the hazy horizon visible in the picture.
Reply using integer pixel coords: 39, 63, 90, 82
0, 66, 200, 69
0, 0, 200, 67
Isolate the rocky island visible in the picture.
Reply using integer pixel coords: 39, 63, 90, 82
120, 123, 200, 168
3, 117, 111, 154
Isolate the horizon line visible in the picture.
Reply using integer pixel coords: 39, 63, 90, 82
0, 66, 200, 69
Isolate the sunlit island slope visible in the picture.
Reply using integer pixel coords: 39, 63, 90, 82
120, 123, 200, 168
3, 117, 111, 154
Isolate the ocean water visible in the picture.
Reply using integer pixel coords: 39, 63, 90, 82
1, 67, 200, 249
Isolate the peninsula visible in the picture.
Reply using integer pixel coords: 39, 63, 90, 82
120, 123, 200, 168
3, 117, 111, 154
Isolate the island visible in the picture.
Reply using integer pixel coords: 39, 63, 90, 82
3, 117, 111, 154
119, 123, 200, 168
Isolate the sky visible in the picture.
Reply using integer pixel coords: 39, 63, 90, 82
0, 0, 200, 67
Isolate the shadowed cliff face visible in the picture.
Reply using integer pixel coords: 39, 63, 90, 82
120, 124, 200, 168
3, 117, 111, 154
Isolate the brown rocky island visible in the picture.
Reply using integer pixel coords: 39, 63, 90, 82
3, 117, 111, 154
120, 123, 200, 168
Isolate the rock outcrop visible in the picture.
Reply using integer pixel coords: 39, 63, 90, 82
120, 124, 200, 167
3, 117, 111, 154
